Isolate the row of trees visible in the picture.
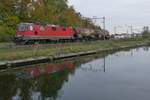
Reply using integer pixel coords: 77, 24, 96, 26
0, 0, 95, 42
142, 26, 150, 38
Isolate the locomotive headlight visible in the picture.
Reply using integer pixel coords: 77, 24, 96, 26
17, 35, 23, 37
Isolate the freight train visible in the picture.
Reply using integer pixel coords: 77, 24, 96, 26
14, 23, 110, 44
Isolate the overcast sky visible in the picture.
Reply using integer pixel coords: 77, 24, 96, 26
69, 0, 150, 33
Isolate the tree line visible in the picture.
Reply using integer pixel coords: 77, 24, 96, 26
0, 0, 95, 42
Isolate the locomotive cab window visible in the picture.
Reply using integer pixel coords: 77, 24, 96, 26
18, 24, 28, 31
18, 23, 33, 31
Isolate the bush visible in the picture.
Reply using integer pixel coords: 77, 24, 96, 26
0, 16, 19, 42
0, 25, 15, 42
142, 31, 150, 39
3, 16, 20, 27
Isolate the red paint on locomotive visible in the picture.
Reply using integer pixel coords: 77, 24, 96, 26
16, 23, 75, 39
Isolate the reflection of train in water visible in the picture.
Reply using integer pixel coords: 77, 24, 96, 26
0, 61, 75, 100
15, 23, 110, 44
18, 61, 75, 78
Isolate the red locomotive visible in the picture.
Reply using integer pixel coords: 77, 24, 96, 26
15, 23, 110, 44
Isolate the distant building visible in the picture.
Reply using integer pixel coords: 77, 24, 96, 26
114, 34, 131, 39
113, 33, 142, 39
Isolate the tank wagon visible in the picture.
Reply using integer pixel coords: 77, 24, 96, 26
15, 23, 110, 44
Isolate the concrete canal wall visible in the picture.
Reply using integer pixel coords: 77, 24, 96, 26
0, 43, 149, 70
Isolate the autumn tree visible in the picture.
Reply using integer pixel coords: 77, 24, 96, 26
0, 0, 96, 42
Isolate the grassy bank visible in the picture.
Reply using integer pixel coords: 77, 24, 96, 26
0, 38, 150, 61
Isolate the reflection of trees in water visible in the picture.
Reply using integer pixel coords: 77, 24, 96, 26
0, 75, 37, 100
79, 53, 107, 73
0, 74, 17, 100
0, 62, 75, 100
18, 78, 33, 100
143, 47, 149, 51
81, 60, 106, 73
36, 71, 69, 99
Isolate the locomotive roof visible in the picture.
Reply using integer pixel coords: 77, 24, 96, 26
18, 23, 73, 28
19, 23, 33, 25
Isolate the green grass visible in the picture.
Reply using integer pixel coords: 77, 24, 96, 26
0, 38, 149, 61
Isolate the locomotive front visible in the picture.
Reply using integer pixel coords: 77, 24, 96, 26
15, 23, 34, 44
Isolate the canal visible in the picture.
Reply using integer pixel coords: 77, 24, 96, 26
0, 46, 150, 100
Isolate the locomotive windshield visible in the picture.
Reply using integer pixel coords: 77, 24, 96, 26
18, 24, 27, 31
17, 23, 33, 31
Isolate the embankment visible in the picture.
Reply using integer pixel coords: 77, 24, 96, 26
0, 38, 150, 70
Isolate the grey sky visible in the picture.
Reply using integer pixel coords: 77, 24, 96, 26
69, 0, 150, 33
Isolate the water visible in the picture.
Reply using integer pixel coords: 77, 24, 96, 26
0, 47, 150, 100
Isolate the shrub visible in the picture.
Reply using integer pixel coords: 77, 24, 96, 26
0, 25, 15, 42
142, 31, 150, 39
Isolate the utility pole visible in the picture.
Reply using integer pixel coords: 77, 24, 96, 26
114, 26, 117, 34
126, 29, 129, 34
130, 25, 133, 34
103, 54, 106, 72
126, 25, 133, 38
103, 17, 106, 40
114, 26, 123, 34
92, 16, 106, 40
44, 0, 48, 16
126, 25, 133, 34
